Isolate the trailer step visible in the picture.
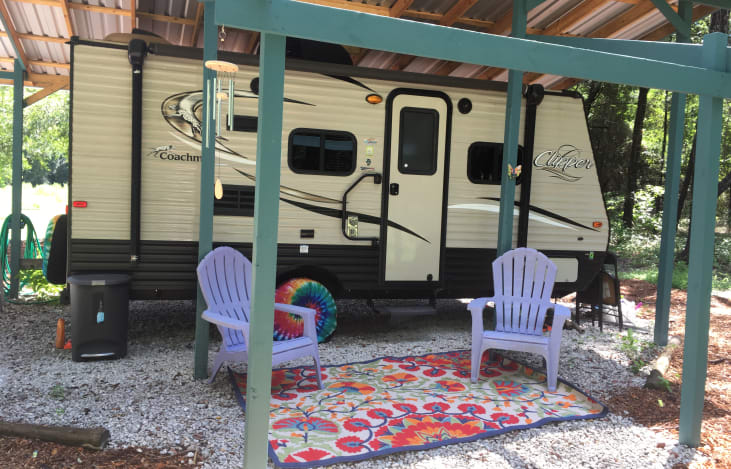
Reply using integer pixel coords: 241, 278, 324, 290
372, 303, 438, 325
377, 305, 437, 316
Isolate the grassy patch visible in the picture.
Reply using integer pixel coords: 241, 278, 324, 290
0, 183, 67, 242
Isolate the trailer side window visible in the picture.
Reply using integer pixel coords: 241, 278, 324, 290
398, 107, 438, 175
467, 142, 524, 185
289, 129, 356, 176
214, 185, 255, 217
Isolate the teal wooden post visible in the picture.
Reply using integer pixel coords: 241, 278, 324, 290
244, 32, 286, 469
194, 0, 217, 380
654, 0, 691, 346
497, 0, 527, 255
679, 32, 727, 447
9, 60, 24, 298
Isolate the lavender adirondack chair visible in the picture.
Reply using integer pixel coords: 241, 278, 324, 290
468, 247, 570, 392
196, 246, 323, 387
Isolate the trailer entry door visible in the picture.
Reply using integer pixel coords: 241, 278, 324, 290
383, 92, 450, 283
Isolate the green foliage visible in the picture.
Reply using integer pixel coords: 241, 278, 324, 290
49, 383, 65, 401
0, 86, 69, 187
618, 329, 649, 374
18, 269, 63, 302
657, 376, 672, 393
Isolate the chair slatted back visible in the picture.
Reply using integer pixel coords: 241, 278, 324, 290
196, 246, 253, 348
492, 247, 557, 335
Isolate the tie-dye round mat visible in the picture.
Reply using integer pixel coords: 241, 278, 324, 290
274, 278, 337, 343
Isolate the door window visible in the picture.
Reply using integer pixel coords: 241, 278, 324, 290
398, 107, 438, 175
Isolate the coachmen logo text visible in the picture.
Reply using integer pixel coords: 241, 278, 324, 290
147, 145, 200, 163
533, 144, 592, 182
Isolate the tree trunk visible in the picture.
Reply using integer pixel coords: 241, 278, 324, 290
710, 9, 729, 34
655, 91, 670, 213
622, 87, 649, 228
583, 82, 602, 117
676, 133, 696, 225
680, 217, 692, 260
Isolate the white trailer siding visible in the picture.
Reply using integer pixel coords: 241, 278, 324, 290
69, 40, 608, 299
71, 46, 132, 240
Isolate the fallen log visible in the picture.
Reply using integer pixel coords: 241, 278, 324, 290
0, 421, 110, 450
644, 335, 683, 390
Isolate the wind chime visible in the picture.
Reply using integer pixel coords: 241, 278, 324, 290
204, 25, 239, 200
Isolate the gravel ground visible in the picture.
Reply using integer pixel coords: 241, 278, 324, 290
0, 298, 708, 468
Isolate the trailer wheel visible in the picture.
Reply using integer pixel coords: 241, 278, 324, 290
274, 278, 337, 343
42, 214, 67, 285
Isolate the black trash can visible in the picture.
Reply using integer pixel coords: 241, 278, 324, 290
68, 274, 130, 361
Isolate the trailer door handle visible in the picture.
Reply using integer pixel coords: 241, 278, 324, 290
389, 183, 399, 196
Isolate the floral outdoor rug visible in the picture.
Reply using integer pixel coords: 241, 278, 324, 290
229, 350, 608, 468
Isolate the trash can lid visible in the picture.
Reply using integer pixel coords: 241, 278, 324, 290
68, 274, 130, 286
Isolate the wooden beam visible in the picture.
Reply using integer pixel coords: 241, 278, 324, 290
440, 0, 479, 26
389, 0, 413, 17
136, 11, 195, 26
28, 72, 67, 85
9, 0, 58, 6
23, 78, 66, 106
246, 31, 260, 54
0, 56, 69, 69
488, 7, 514, 35
295, 0, 388, 16
544, 0, 613, 36
11, 1, 197, 27
299, 0, 495, 29
0, 71, 67, 88
0, 0, 29, 68
191, 2, 204, 47
403, 9, 495, 28
27, 59, 68, 68
0, 31, 67, 43
351, 46, 369, 65
549, 77, 582, 89
435, 61, 461, 75
521, 0, 660, 83
66, 2, 128, 16
130, 0, 136, 30
641, 4, 715, 40
60, 0, 73, 37
590, 0, 661, 38
479, 0, 613, 81
390, 53, 414, 71
542, 4, 715, 90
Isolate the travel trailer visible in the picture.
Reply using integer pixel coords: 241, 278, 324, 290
65, 37, 609, 302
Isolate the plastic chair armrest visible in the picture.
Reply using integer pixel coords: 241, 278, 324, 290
468, 296, 496, 336
201, 310, 250, 337
548, 303, 571, 343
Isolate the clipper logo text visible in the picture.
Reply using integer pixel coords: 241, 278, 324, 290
533, 144, 592, 182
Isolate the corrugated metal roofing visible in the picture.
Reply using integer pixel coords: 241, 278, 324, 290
0, 0, 719, 89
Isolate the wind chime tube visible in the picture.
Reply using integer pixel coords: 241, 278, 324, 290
216, 77, 222, 137
205, 79, 211, 149
228, 79, 234, 131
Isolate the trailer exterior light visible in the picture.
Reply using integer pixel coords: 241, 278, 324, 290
592, 221, 602, 228
366, 94, 383, 104
72, 201, 88, 208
